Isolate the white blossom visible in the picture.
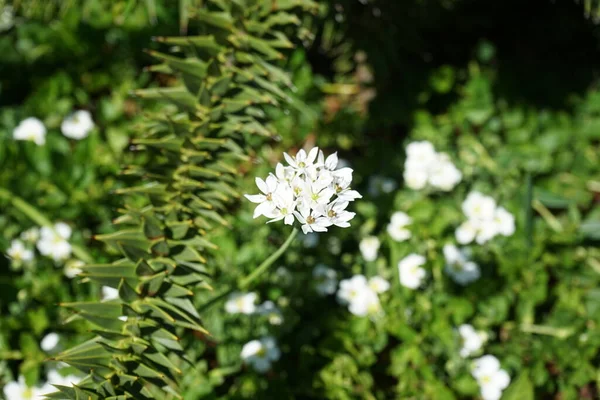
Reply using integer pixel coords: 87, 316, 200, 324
40, 332, 60, 352
64, 260, 84, 279
6, 240, 34, 263
398, 254, 426, 289
359, 236, 380, 262
386, 211, 412, 242
458, 324, 484, 358
20, 227, 40, 244
257, 301, 284, 325
403, 141, 461, 191
3, 376, 46, 400
36, 223, 72, 262
241, 336, 281, 373
246, 147, 360, 233
472, 355, 511, 400
337, 275, 382, 317
225, 292, 258, 315
457, 192, 515, 245
13, 117, 47, 146
443, 244, 481, 285
102, 286, 119, 301
61, 110, 94, 140
368, 276, 390, 293
313, 265, 338, 295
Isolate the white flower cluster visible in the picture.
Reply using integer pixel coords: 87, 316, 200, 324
245, 147, 361, 234
224, 292, 284, 326
457, 324, 485, 358
443, 244, 481, 285
471, 355, 511, 400
456, 191, 515, 245
4, 224, 79, 276
12, 111, 94, 146
359, 236, 380, 262
3, 370, 81, 400
387, 211, 412, 242
40, 332, 60, 352
403, 141, 462, 191
337, 274, 389, 317
241, 336, 281, 373
398, 254, 427, 289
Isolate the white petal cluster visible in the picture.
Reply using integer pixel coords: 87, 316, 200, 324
472, 355, 511, 400
403, 141, 462, 191
313, 264, 338, 296
3, 376, 48, 400
337, 275, 389, 317
456, 192, 515, 245
64, 259, 84, 279
443, 244, 481, 285
245, 147, 361, 234
225, 292, 258, 315
20, 227, 40, 244
398, 254, 427, 289
386, 211, 412, 242
61, 110, 94, 140
241, 336, 281, 373
359, 236, 380, 262
13, 117, 47, 146
6, 239, 34, 264
36, 222, 72, 262
458, 324, 485, 358
40, 332, 60, 352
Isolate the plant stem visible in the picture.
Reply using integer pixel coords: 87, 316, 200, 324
198, 227, 298, 312
0, 187, 93, 263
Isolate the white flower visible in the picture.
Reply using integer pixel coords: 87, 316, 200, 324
102, 286, 119, 301
241, 336, 281, 373
36, 223, 72, 262
245, 176, 279, 219
457, 192, 515, 244
13, 117, 47, 146
472, 355, 511, 400
20, 228, 40, 244
257, 301, 284, 325
493, 207, 515, 236
443, 244, 481, 285
225, 292, 258, 315
6, 240, 34, 263
313, 265, 338, 295
398, 254, 426, 289
386, 211, 412, 242
403, 141, 461, 192
359, 236, 380, 262
246, 147, 359, 232
64, 260, 84, 279
458, 324, 484, 358
462, 192, 496, 221
40, 332, 60, 352
337, 275, 382, 317
368, 276, 390, 293
61, 110, 94, 140
294, 202, 332, 234
456, 220, 478, 244
3, 376, 46, 400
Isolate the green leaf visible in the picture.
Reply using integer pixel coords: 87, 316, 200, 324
502, 371, 534, 400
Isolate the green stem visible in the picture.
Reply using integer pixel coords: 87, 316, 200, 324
0, 188, 93, 263
198, 227, 298, 312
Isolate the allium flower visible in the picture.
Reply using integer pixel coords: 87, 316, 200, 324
3, 376, 47, 400
225, 292, 258, 315
386, 211, 412, 242
337, 275, 383, 317
20, 227, 40, 244
13, 117, 47, 146
245, 147, 360, 234
102, 286, 119, 301
257, 301, 284, 325
368, 276, 390, 294
458, 324, 484, 358
6, 240, 34, 264
398, 254, 426, 289
359, 236, 380, 262
313, 265, 338, 295
443, 244, 481, 285
404, 141, 462, 191
61, 110, 94, 140
40, 332, 60, 352
457, 192, 515, 245
241, 336, 281, 373
471, 355, 511, 400
36, 223, 72, 262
